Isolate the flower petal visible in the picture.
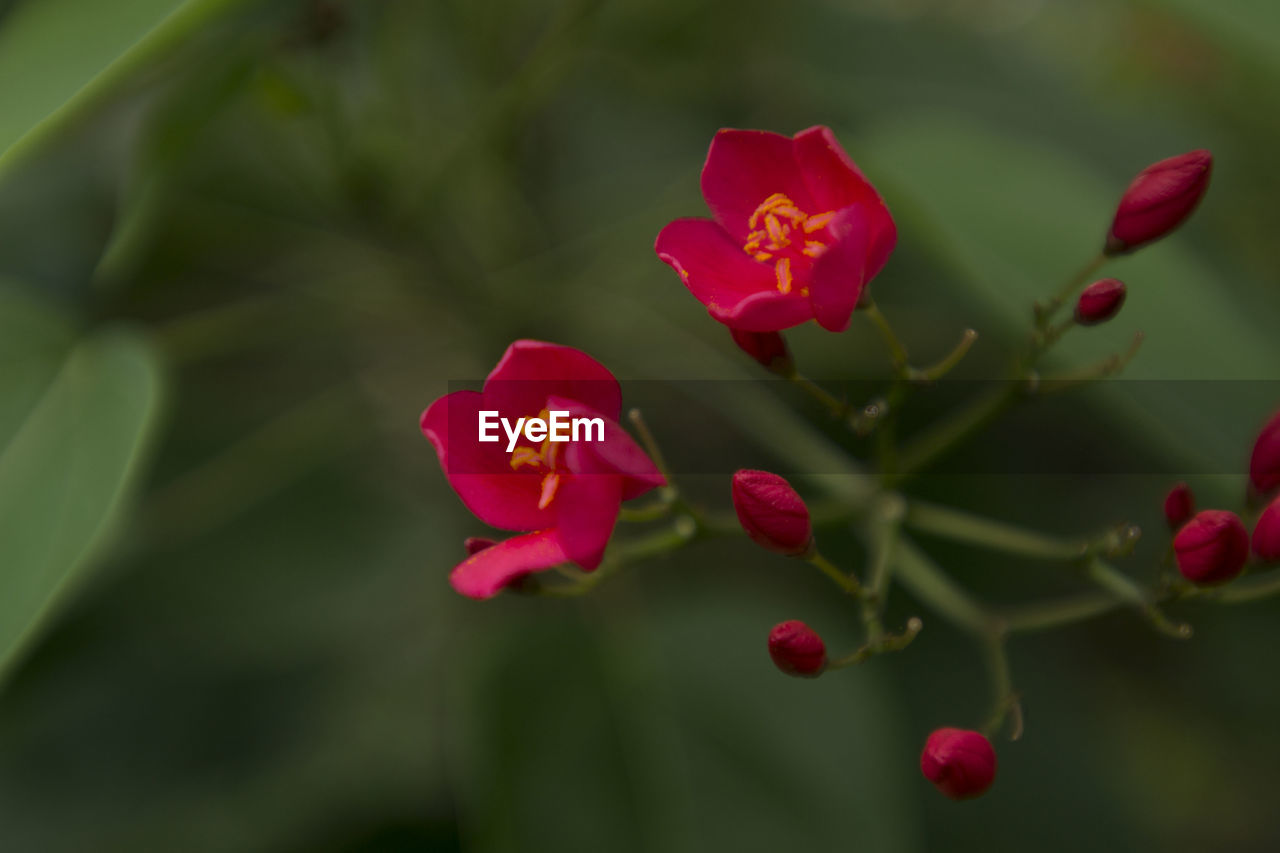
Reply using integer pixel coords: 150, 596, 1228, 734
554, 474, 623, 570
808, 207, 873, 333
549, 396, 665, 500
655, 217, 777, 315
421, 390, 554, 531
793, 126, 897, 279
484, 339, 621, 422
449, 530, 568, 599
700, 129, 815, 241
712, 288, 814, 332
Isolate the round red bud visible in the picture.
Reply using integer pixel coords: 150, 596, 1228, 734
464, 537, 496, 556
1173, 509, 1249, 585
767, 620, 827, 677
1074, 278, 1126, 326
1252, 498, 1280, 562
1250, 411, 1280, 496
730, 328, 793, 376
920, 727, 997, 800
1105, 149, 1212, 255
1163, 482, 1195, 530
731, 469, 813, 556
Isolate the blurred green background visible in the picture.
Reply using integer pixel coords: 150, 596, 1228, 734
3, 0, 1280, 850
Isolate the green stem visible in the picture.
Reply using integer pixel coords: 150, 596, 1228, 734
789, 372, 879, 435
891, 538, 996, 636
903, 500, 1093, 561
628, 408, 675, 497
912, 329, 978, 383
862, 495, 906, 641
1000, 592, 1121, 633
1086, 558, 1192, 638
807, 550, 863, 597
1199, 569, 1280, 604
889, 383, 1019, 484
982, 635, 1023, 739
828, 617, 923, 668
1037, 252, 1108, 328
862, 299, 910, 377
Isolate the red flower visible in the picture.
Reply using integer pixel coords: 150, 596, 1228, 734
1105, 150, 1212, 255
421, 341, 665, 599
1250, 411, 1280, 496
1173, 509, 1249, 585
655, 126, 897, 333
1162, 482, 1195, 530
1253, 497, 1280, 562
920, 728, 997, 800
731, 469, 813, 556
767, 620, 827, 677
1074, 278, 1126, 326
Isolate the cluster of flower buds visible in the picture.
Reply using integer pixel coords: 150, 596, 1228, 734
1166, 413, 1280, 584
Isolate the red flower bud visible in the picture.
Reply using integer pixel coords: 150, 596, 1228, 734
464, 537, 496, 556
1105, 150, 1212, 255
1173, 509, 1249, 585
1250, 411, 1280, 496
1252, 498, 1280, 562
920, 728, 997, 800
1074, 278, 1126, 326
731, 469, 813, 556
767, 620, 827, 677
1163, 482, 1195, 530
730, 328, 794, 376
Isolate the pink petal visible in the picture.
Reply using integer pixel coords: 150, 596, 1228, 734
449, 530, 568, 599
549, 396, 666, 500
793, 126, 897, 279
809, 208, 873, 332
554, 474, 623, 570
712, 288, 814, 332
700, 129, 815, 242
421, 390, 555, 531
484, 339, 622, 422
655, 217, 778, 316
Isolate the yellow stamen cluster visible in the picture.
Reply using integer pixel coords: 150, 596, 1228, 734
742, 193, 836, 295
509, 408, 562, 509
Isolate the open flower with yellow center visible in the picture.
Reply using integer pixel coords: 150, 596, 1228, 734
655, 126, 897, 332
421, 340, 665, 599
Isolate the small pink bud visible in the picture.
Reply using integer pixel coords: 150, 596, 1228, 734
1163, 482, 1195, 530
1074, 278, 1126, 326
1173, 509, 1249, 585
1105, 150, 1212, 255
1250, 411, 1280, 496
730, 328, 793, 376
920, 728, 997, 800
1252, 498, 1280, 562
731, 469, 813, 556
464, 537, 496, 556
767, 620, 827, 677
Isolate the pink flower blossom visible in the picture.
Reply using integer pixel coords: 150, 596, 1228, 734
421, 340, 664, 599
656, 126, 897, 333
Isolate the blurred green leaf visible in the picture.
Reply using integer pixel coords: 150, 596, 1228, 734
0, 0, 254, 178
0, 322, 163, 682
455, 592, 916, 853
859, 113, 1280, 476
